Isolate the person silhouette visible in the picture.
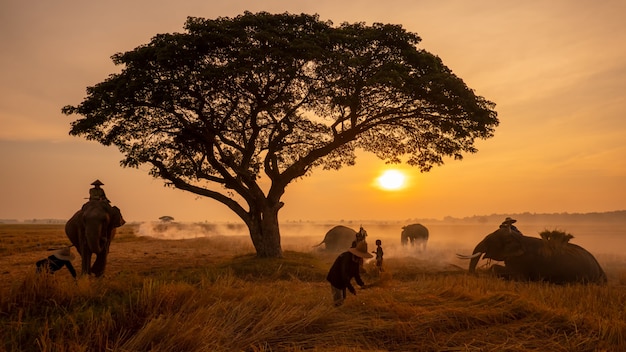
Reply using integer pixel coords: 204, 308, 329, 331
36, 246, 77, 278
88, 179, 109, 202
372, 239, 384, 272
326, 241, 373, 306
500, 217, 522, 235
356, 226, 367, 243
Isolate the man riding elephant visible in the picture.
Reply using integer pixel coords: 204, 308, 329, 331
500, 217, 522, 235
66, 180, 125, 277
88, 179, 109, 202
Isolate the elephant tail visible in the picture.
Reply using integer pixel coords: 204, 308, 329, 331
312, 240, 325, 248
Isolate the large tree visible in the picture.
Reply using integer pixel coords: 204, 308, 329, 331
62, 12, 498, 257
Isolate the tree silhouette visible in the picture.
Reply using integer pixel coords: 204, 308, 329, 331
62, 12, 498, 257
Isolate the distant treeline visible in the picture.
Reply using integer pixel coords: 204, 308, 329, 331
433, 210, 626, 225
2, 210, 625, 225
0, 219, 66, 224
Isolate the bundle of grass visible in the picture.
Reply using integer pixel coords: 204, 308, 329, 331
539, 229, 575, 256
539, 229, 574, 244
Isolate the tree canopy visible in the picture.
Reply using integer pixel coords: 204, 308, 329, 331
62, 12, 498, 257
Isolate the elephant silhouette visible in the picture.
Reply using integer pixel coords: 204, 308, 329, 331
457, 227, 606, 284
314, 225, 357, 251
401, 223, 429, 250
65, 200, 125, 277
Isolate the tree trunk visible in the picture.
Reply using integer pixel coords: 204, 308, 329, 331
248, 205, 283, 258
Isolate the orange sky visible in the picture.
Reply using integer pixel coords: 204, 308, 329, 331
1, 1, 625, 223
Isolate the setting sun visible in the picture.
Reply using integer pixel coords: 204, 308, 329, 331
376, 169, 407, 191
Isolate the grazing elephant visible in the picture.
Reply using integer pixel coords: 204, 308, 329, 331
65, 200, 125, 277
314, 225, 357, 251
456, 227, 606, 284
401, 223, 429, 250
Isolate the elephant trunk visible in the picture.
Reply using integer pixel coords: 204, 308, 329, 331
469, 240, 487, 273
85, 224, 104, 254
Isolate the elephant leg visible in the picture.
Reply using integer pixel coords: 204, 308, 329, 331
490, 264, 514, 280
91, 254, 107, 277
91, 238, 112, 277
81, 252, 93, 276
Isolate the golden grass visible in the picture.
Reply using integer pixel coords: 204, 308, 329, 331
1, 224, 625, 351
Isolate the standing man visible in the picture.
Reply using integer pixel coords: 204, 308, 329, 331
372, 239, 384, 273
326, 241, 373, 306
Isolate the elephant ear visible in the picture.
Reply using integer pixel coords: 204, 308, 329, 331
110, 206, 126, 227
482, 234, 524, 261
501, 236, 525, 258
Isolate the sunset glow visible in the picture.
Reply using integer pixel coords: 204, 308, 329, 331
376, 170, 407, 191
1, 1, 625, 222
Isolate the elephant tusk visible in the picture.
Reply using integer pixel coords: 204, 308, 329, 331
456, 252, 483, 260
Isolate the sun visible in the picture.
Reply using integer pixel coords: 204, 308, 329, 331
376, 169, 407, 191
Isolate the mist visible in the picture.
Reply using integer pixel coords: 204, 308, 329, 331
132, 218, 626, 274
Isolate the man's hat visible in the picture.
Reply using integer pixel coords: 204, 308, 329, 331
52, 247, 75, 261
503, 217, 517, 224
91, 179, 104, 186
348, 241, 374, 259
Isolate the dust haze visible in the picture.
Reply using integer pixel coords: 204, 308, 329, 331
135, 215, 626, 270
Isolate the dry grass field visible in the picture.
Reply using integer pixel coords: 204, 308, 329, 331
1, 222, 626, 351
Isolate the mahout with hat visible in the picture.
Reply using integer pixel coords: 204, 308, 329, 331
503, 217, 517, 224
348, 240, 374, 259
88, 179, 109, 202
500, 217, 522, 235
326, 240, 373, 306
67, 179, 125, 277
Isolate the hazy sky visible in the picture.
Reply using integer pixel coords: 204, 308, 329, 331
1, 0, 625, 223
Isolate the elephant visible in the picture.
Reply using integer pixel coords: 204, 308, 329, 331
456, 227, 607, 284
401, 223, 429, 250
313, 225, 357, 251
65, 200, 126, 277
